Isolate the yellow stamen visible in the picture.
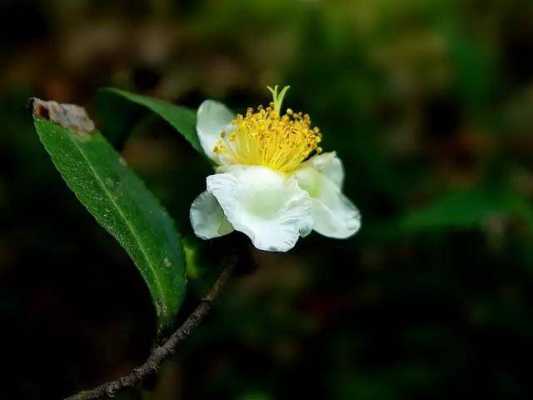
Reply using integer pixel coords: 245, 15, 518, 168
213, 86, 322, 173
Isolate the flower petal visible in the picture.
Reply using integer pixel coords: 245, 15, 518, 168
303, 151, 344, 188
312, 190, 361, 239
294, 165, 360, 239
190, 191, 233, 239
206, 166, 313, 252
196, 100, 234, 161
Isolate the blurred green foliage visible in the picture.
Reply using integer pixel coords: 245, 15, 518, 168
1, 0, 533, 399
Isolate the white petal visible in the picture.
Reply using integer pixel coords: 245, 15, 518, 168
190, 191, 233, 240
294, 166, 360, 239
312, 191, 361, 239
206, 166, 313, 252
196, 100, 234, 161
303, 151, 345, 188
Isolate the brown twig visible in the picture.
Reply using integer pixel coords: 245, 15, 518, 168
65, 262, 234, 400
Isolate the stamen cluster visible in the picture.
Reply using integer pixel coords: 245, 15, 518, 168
213, 93, 322, 173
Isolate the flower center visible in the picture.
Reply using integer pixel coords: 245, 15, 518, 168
213, 86, 322, 173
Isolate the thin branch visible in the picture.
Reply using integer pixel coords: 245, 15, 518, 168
65, 261, 235, 400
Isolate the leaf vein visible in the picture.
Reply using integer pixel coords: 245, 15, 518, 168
65, 132, 168, 308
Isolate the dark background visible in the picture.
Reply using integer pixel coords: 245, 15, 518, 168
1, 0, 533, 399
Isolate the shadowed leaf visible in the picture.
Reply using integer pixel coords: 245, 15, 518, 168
96, 88, 200, 153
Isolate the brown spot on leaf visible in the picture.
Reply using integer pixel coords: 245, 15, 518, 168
30, 98, 95, 134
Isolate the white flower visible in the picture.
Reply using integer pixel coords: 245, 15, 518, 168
190, 86, 361, 252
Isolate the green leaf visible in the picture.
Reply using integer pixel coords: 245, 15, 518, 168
397, 188, 533, 233
33, 117, 187, 334
96, 88, 201, 153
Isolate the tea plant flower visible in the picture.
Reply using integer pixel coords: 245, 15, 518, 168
190, 86, 361, 252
